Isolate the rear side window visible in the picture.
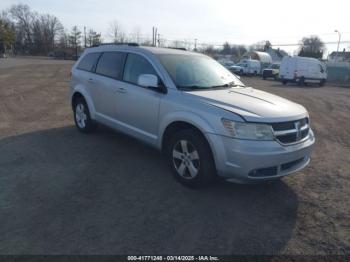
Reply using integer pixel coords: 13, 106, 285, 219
95, 52, 126, 79
123, 53, 157, 85
77, 53, 100, 72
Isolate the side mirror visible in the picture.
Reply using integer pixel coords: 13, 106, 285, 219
138, 74, 159, 88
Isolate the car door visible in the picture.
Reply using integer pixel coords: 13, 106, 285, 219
114, 53, 164, 144
90, 51, 126, 120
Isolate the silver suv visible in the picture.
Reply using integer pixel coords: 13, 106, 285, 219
70, 44, 315, 187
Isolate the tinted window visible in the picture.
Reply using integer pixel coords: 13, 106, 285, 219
96, 52, 126, 79
123, 53, 157, 85
77, 53, 100, 71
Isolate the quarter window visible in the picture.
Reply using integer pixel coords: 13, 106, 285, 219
123, 53, 157, 85
77, 53, 100, 72
95, 52, 126, 79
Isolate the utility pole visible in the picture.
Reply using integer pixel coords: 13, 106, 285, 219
155, 28, 158, 47
84, 26, 87, 48
157, 34, 161, 47
334, 30, 341, 61
194, 38, 198, 51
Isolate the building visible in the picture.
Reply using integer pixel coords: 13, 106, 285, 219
241, 51, 272, 69
328, 49, 350, 62
265, 48, 288, 63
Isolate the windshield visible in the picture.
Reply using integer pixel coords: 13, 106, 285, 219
157, 54, 244, 90
271, 64, 280, 69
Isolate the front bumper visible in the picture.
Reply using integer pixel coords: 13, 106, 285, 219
206, 129, 315, 183
263, 70, 278, 78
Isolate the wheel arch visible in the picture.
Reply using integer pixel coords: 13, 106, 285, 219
71, 87, 96, 119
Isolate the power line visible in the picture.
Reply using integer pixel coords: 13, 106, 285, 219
272, 41, 350, 47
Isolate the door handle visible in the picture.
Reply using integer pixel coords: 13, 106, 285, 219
116, 87, 127, 93
87, 78, 96, 84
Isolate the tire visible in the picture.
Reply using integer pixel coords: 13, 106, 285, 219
263, 76, 266, 80
73, 97, 97, 133
240, 69, 244, 75
282, 80, 287, 85
298, 77, 305, 86
166, 129, 216, 188
319, 79, 326, 87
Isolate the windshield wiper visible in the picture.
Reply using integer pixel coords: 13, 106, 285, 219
209, 82, 245, 89
177, 82, 245, 91
177, 85, 209, 90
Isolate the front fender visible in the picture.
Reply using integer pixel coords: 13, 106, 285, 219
158, 111, 216, 149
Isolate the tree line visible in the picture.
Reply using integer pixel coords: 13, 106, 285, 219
0, 4, 103, 58
0, 4, 326, 60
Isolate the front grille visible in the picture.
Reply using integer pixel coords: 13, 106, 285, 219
249, 166, 278, 177
281, 158, 305, 171
272, 118, 309, 145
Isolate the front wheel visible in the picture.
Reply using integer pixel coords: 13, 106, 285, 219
167, 129, 216, 188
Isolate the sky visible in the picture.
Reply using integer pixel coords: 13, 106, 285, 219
1, 0, 349, 55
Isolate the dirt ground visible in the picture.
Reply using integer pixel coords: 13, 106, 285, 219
0, 57, 349, 255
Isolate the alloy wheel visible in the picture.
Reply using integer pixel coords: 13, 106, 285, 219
75, 103, 87, 129
172, 140, 200, 179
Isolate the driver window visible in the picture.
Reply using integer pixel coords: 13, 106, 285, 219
123, 53, 157, 85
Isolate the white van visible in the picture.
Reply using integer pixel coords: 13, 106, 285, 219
230, 59, 261, 75
279, 56, 327, 86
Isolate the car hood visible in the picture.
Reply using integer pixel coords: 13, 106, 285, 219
185, 87, 307, 122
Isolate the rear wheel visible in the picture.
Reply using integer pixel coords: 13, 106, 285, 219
298, 77, 305, 86
166, 129, 216, 188
73, 97, 97, 133
282, 80, 287, 85
319, 79, 326, 87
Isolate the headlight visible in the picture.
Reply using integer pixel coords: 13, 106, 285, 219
222, 119, 274, 140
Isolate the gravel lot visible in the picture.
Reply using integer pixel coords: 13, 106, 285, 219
0, 57, 349, 255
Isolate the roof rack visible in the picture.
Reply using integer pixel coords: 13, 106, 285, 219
168, 47, 187, 51
90, 42, 140, 48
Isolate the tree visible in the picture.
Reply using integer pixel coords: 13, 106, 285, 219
221, 42, 231, 55
298, 36, 325, 59
0, 17, 15, 54
6, 4, 63, 55
264, 40, 272, 51
32, 14, 63, 54
203, 45, 215, 55
250, 41, 266, 51
171, 40, 184, 48
108, 20, 126, 43
68, 26, 81, 58
9, 4, 35, 52
130, 26, 141, 44
237, 45, 247, 57
87, 29, 101, 47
